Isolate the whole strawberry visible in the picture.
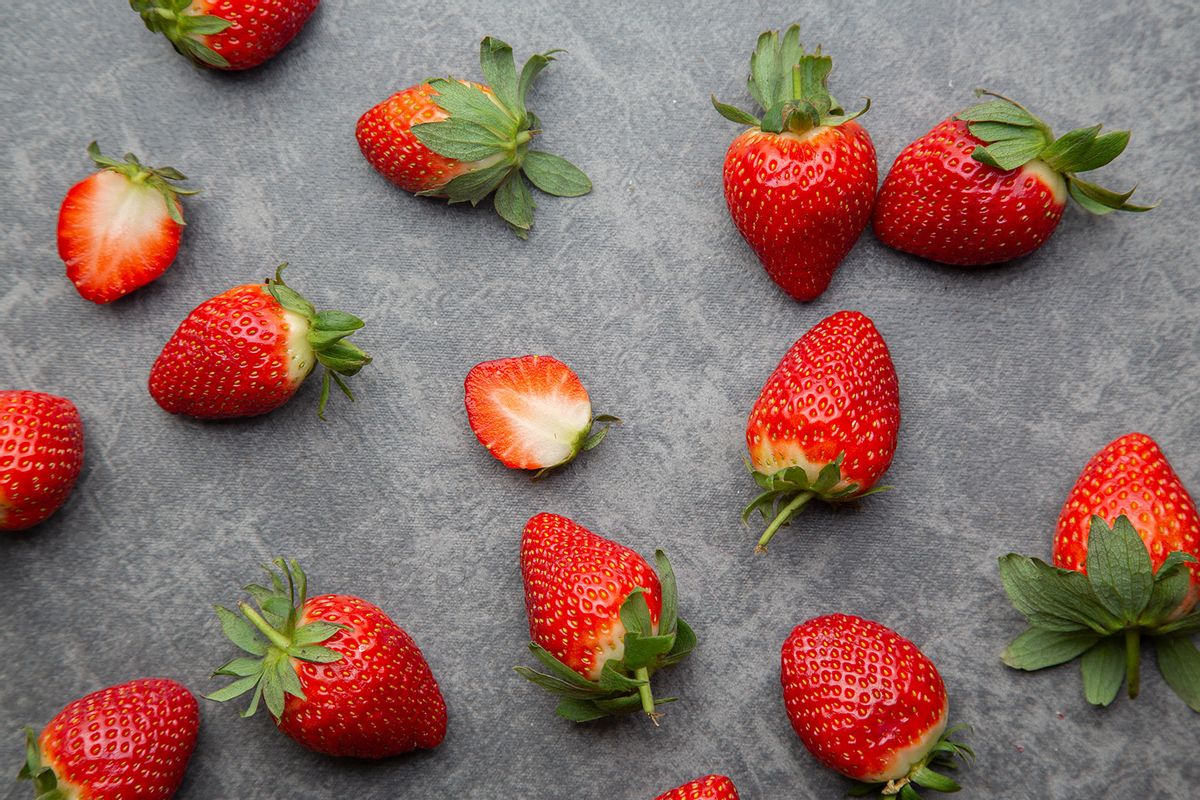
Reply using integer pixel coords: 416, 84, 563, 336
464, 355, 616, 476
874, 91, 1152, 266
744, 310, 898, 552
654, 774, 740, 800
209, 559, 447, 758
1000, 433, 1200, 711
782, 615, 972, 797
516, 513, 695, 723
712, 24, 876, 300
18, 678, 199, 799
131, 0, 319, 70
149, 264, 370, 419
0, 391, 84, 532
357, 36, 591, 238
58, 142, 196, 304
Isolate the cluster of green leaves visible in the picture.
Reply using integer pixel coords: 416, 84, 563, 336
531, 413, 620, 479
86, 141, 197, 226
999, 516, 1200, 711
263, 264, 372, 419
515, 550, 696, 723
848, 725, 974, 799
711, 24, 868, 134
207, 559, 348, 720
130, 0, 233, 68
411, 37, 591, 239
17, 727, 69, 800
958, 92, 1154, 214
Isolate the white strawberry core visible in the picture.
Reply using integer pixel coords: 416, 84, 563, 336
497, 388, 592, 467
860, 697, 949, 783
281, 308, 316, 385
1020, 158, 1068, 205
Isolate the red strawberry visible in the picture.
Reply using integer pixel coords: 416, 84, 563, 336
744, 310, 899, 552
0, 391, 84, 532
209, 559, 447, 758
131, 0, 319, 70
148, 265, 371, 419
782, 615, 972, 797
58, 142, 195, 304
873, 91, 1152, 266
356, 36, 591, 238
516, 513, 695, 723
654, 774, 740, 800
464, 355, 616, 475
712, 24, 876, 301
18, 678, 199, 799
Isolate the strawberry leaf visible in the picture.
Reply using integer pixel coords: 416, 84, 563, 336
620, 634, 676, 670
598, 663, 646, 692
205, 674, 261, 703
663, 618, 697, 666
654, 549, 678, 636
1142, 551, 1196, 626
410, 118, 508, 162
1001, 627, 1099, 670
432, 160, 516, 206
521, 151, 592, 197
516, 50, 561, 117
1155, 635, 1200, 712
427, 78, 517, 133
997, 554, 1120, 634
619, 588, 653, 637
711, 97, 761, 127
1085, 515, 1154, 623
957, 98, 1039, 127
1153, 610, 1200, 637
214, 605, 268, 656
494, 172, 536, 238
1080, 636, 1126, 706
479, 37, 519, 113
553, 697, 611, 722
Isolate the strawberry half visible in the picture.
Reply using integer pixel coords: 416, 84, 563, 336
744, 310, 899, 552
149, 264, 371, 419
131, 0, 320, 70
1000, 433, 1200, 711
873, 91, 1153, 266
208, 559, 448, 758
464, 355, 616, 475
781, 615, 973, 798
356, 37, 591, 238
516, 513, 695, 723
712, 24, 876, 301
654, 775, 740, 800
58, 142, 196, 304
19, 678, 199, 800
0, 391, 85, 532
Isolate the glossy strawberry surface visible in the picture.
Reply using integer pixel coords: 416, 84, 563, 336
723, 121, 876, 300
521, 513, 662, 680
35, 678, 198, 799
654, 774, 740, 800
873, 117, 1067, 265
747, 310, 898, 489
192, 0, 320, 70
1054, 433, 1200, 613
781, 614, 948, 782
0, 391, 84, 532
279, 594, 448, 758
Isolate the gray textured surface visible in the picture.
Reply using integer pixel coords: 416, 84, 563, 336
2, 0, 1198, 798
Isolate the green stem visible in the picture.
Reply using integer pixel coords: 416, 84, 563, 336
634, 667, 660, 725
756, 492, 815, 553
240, 602, 291, 650
1125, 628, 1141, 699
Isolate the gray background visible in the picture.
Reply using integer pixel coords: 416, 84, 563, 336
1, 0, 1197, 797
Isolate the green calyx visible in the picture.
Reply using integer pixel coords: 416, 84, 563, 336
515, 550, 696, 724
956, 90, 1155, 215
130, 0, 233, 68
16, 727, 70, 800
999, 515, 1200, 711
410, 36, 592, 239
532, 414, 620, 480
87, 141, 197, 225
849, 725, 975, 799
744, 453, 890, 553
207, 558, 348, 722
712, 23, 869, 135
263, 264, 372, 420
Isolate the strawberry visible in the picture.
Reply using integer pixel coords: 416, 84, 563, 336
0, 391, 84, 532
1000, 433, 1200, 711
464, 355, 616, 475
873, 91, 1153, 266
743, 310, 899, 552
712, 24, 876, 301
58, 142, 196, 304
516, 513, 695, 723
131, 0, 319, 70
18, 678, 199, 799
209, 559, 447, 758
781, 615, 973, 798
356, 36, 591, 239
654, 775, 740, 800
148, 264, 371, 419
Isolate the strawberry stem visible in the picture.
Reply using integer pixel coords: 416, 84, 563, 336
756, 492, 815, 553
239, 602, 291, 651
1125, 628, 1141, 699
635, 666, 660, 725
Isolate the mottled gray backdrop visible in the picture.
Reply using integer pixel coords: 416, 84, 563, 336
2, 1, 1198, 798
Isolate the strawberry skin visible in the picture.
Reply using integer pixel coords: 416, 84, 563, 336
1053, 433, 1200, 614
20, 678, 199, 800
744, 310, 899, 551
0, 391, 84, 532
654, 774, 740, 800
132, 0, 320, 70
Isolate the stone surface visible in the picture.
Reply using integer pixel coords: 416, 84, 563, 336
1, 1, 1197, 798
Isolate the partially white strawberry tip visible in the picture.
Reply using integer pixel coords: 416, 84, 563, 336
85, 140, 198, 225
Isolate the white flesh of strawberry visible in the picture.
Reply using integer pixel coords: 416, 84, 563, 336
281, 308, 317, 385
496, 387, 591, 467
1020, 158, 1068, 205
860, 697, 949, 783
749, 443, 853, 492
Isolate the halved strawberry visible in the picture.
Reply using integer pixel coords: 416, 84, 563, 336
464, 355, 616, 475
57, 142, 196, 304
